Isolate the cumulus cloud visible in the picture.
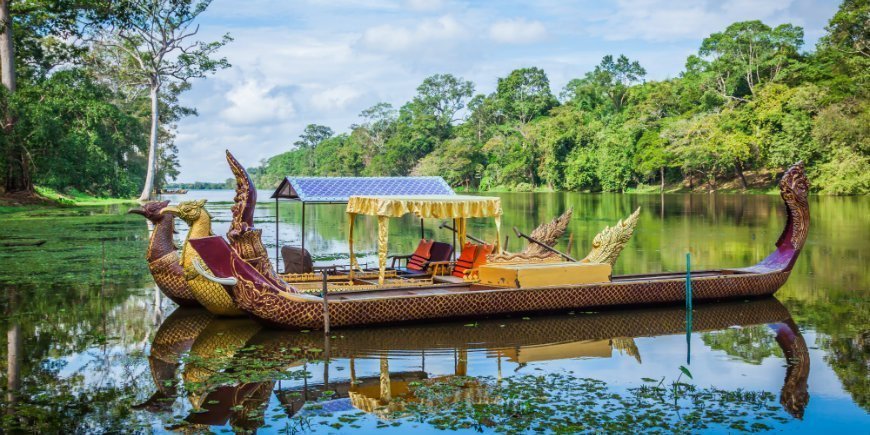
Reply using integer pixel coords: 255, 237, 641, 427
489, 18, 547, 44
309, 85, 365, 111
407, 0, 445, 11
360, 15, 467, 52
589, 0, 794, 41
219, 80, 296, 126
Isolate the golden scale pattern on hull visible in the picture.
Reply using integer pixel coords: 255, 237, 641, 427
234, 268, 791, 330
249, 298, 793, 356
148, 253, 198, 306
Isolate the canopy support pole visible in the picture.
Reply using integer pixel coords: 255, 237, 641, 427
347, 212, 359, 279
420, 218, 424, 239
452, 219, 457, 261
301, 202, 306, 254
377, 216, 389, 285
275, 197, 280, 272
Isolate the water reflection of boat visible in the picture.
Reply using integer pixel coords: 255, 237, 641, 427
138, 298, 810, 428
134, 308, 213, 411
260, 298, 810, 421
189, 156, 810, 330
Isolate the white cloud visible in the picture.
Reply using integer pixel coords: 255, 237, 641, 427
309, 85, 365, 111
407, 0, 445, 11
589, 0, 794, 41
219, 79, 296, 126
489, 18, 547, 44
360, 15, 467, 52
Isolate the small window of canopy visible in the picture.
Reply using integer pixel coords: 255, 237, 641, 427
345, 194, 503, 284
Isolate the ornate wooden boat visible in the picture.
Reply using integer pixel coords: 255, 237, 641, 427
127, 200, 201, 307
189, 161, 809, 330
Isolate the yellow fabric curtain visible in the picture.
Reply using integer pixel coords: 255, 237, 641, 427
377, 216, 389, 285
494, 215, 502, 253
346, 195, 504, 284
347, 212, 360, 279
456, 217, 467, 247
347, 195, 502, 219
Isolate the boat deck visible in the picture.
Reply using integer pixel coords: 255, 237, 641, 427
317, 269, 750, 302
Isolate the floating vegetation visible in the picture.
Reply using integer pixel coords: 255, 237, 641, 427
283, 372, 790, 433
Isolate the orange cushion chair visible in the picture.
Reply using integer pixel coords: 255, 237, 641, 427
452, 242, 478, 278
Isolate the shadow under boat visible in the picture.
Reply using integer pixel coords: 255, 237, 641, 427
137, 297, 811, 430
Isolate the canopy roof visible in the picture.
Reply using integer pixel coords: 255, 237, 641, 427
271, 176, 454, 203
346, 195, 502, 219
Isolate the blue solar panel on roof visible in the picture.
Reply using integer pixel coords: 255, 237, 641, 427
271, 176, 454, 202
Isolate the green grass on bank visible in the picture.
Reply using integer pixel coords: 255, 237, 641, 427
34, 186, 138, 206
0, 186, 138, 214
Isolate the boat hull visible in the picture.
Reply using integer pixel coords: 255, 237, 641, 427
232, 266, 790, 330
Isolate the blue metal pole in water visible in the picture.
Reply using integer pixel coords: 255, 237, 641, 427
686, 252, 693, 364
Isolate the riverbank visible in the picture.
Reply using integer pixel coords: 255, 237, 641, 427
0, 186, 138, 213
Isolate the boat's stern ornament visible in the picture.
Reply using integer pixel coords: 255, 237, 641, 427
581, 207, 641, 267
779, 161, 810, 253
225, 150, 281, 279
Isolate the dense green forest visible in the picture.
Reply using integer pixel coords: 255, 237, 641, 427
1, 1, 867, 198
0, 0, 227, 200
252, 1, 869, 195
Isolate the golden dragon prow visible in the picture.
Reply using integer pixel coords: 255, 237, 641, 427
162, 200, 245, 316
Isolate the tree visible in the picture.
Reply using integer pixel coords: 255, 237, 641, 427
1, 0, 103, 193
412, 73, 473, 129
563, 55, 646, 113
294, 124, 334, 149
98, 0, 230, 201
698, 20, 804, 99
495, 67, 556, 125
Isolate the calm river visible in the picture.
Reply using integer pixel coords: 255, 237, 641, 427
0, 190, 867, 433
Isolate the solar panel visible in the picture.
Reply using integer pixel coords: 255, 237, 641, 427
271, 176, 454, 202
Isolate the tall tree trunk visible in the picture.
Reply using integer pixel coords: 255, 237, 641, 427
1, 0, 32, 194
735, 159, 748, 189
139, 83, 160, 201
659, 166, 665, 193
0, 0, 14, 93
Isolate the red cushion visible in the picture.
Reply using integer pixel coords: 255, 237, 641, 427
452, 242, 478, 278
406, 239, 434, 271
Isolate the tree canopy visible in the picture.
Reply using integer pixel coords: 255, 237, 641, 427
253, 2, 869, 195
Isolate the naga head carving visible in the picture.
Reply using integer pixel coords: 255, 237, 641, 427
778, 162, 810, 252
226, 150, 257, 238
161, 199, 210, 225
128, 200, 171, 223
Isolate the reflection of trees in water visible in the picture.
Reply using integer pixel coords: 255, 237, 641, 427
785, 295, 869, 411
702, 325, 784, 364
0, 282, 161, 433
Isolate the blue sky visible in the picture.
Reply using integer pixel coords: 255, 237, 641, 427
176, 0, 841, 182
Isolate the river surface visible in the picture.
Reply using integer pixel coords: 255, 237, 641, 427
0, 190, 867, 433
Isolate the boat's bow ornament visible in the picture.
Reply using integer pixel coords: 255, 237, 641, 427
581, 207, 641, 267
162, 200, 245, 317
128, 200, 200, 307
